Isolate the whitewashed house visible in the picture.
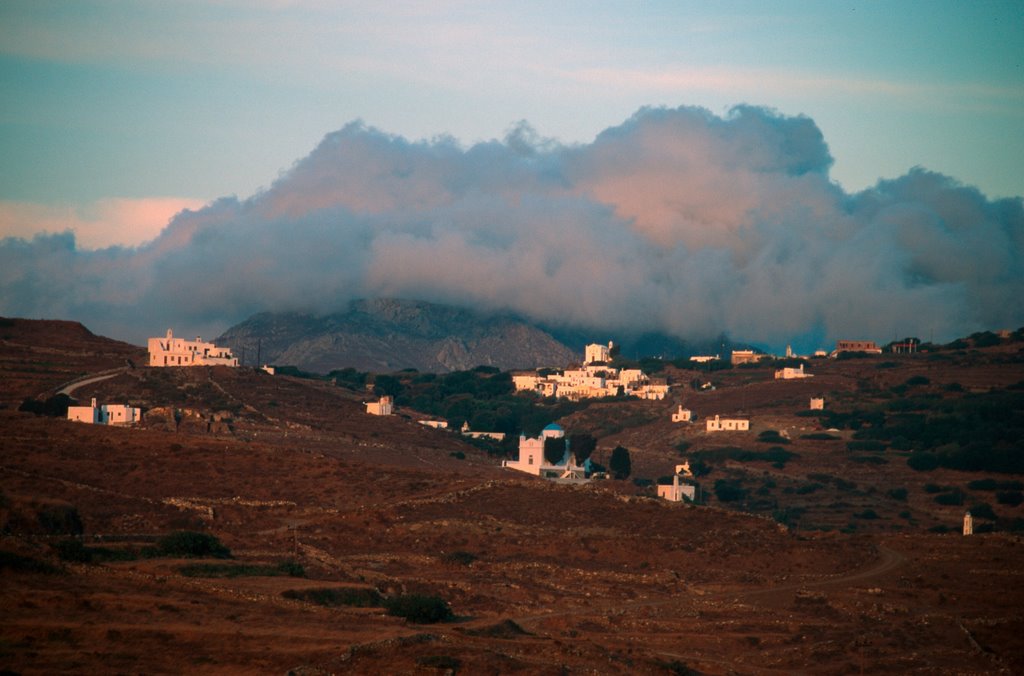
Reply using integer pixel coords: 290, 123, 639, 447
584, 341, 613, 365
706, 415, 750, 432
671, 405, 693, 423
365, 395, 393, 416
809, 397, 825, 410
67, 398, 140, 426
148, 329, 238, 367
775, 364, 813, 380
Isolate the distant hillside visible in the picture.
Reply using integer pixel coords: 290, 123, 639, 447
215, 299, 580, 373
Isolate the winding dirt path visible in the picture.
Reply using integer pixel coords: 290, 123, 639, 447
57, 366, 130, 396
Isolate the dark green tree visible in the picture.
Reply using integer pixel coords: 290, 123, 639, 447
544, 437, 566, 464
609, 445, 632, 479
373, 374, 403, 397
568, 433, 597, 463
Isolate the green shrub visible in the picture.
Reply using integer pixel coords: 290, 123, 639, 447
996, 490, 1023, 506
801, 432, 840, 440
714, 479, 746, 503
449, 451, 465, 460
887, 487, 908, 501
156, 531, 231, 559
54, 540, 137, 563
968, 503, 997, 520
0, 549, 59, 574
757, 430, 789, 444
37, 505, 84, 536
854, 509, 879, 520
935, 492, 964, 506
850, 455, 888, 465
908, 452, 939, 471
384, 594, 454, 624
418, 656, 461, 670
178, 561, 304, 578
847, 440, 886, 452
282, 587, 384, 607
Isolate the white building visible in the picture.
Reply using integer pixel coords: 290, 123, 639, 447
658, 474, 696, 502
502, 423, 589, 480
809, 397, 825, 410
584, 341, 613, 365
67, 398, 140, 426
418, 419, 448, 429
671, 405, 693, 423
963, 511, 973, 536
512, 341, 669, 402
689, 355, 719, 364
775, 364, 813, 380
148, 329, 238, 367
731, 349, 760, 365
706, 415, 750, 432
365, 395, 393, 416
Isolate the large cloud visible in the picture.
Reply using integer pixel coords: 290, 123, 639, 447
1, 105, 1021, 351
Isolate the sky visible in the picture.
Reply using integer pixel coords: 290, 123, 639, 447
0, 1, 1022, 352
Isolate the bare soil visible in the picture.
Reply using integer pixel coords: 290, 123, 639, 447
1, 320, 1022, 674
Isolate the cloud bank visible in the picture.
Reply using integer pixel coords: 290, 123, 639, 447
1, 105, 1021, 351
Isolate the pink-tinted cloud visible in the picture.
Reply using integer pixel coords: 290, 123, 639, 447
0, 197, 207, 250
1, 106, 1020, 351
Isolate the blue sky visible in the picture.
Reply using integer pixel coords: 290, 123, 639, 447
0, 1, 1021, 248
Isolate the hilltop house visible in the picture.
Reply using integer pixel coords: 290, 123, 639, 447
706, 415, 749, 432
148, 329, 238, 367
502, 423, 590, 481
67, 398, 141, 426
730, 349, 762, 365
584, 341, 613, 365
810, 397, 825, 410
831, 340, 882, 357
671, 406, 693, 423
512, 341, 669, 401
658, 463, 697, 502
365, 395, 393, 416
774, 364, 813, 380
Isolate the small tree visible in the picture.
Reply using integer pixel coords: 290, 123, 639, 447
609, 446, 632, 479
543, 437, 566, 464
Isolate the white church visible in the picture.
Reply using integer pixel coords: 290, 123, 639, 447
502, 423, 590, 481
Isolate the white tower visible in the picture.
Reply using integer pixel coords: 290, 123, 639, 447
963, 511, 973, 536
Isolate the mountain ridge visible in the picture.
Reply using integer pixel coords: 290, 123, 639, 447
214, 298, 580, 373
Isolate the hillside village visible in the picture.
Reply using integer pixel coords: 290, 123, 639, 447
3, 317, 1024, 673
